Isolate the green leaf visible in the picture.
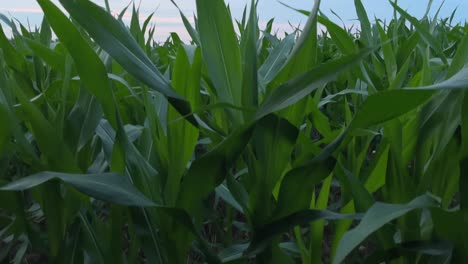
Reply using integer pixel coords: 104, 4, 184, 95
258, 34, 295, 88
177, 124, 255, 219
408, 66, 468, 91
256, 50, 371, 120
431, 209, 468, 261
335, 162, 374, 212
39, 16, 52, 46
354, 0, 372, 46
0, 91, 12, 153
459, 158, 468, 211
333, 195, 439, 264
196, 0, 243, 123
219, 243, 249, 262
274, 158, 335, 219
376, 21, 397, 82
58, 0, 194, 123
345, 66, 468, 144
318, 89, 368, 108
1, 172, 155, 207
389, 0, 447, 64
447, 31, 468, 78
318, 16, 355, 55
0, 14, 14, 28
226, 172, 251, 217
169, 0, 200, 45
240, 0, 259, 111
364, 145, 390, 193
288, 0, 321, 61
348, 89, 434, 132
0, 25, 28, 73
38, 0, 118, 128
249, 114, 299, 225
12, 84, 79, 172
309, 174, 333, 263
215, 184, 244, 214
364, 241, 453, 263
76, 96, 104, 152
165, 46, 201, 204
247, 209, 360, 256
24, 38, 65, 73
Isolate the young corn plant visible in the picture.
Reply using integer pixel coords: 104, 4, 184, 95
0, 0, 467, 263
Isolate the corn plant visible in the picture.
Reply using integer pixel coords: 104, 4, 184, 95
0, 0, 468, 263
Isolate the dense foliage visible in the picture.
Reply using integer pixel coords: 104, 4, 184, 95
1, 0, 468, 263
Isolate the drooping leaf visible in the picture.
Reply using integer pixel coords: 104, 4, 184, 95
333, 195, 439, 264
1, 172, 155, 207
58, 0, 194, 123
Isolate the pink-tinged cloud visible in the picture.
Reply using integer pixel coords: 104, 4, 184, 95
0, 8, 43, 14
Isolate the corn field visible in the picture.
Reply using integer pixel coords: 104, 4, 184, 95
1, 0, 468, 263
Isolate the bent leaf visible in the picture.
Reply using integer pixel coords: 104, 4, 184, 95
1, 172, 155, 207
333, 195, 439, 264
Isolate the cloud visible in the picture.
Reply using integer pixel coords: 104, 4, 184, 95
0, 8, 43, 14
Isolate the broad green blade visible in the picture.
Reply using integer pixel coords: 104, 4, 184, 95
271, 1, 320, 127
0, 172, 155, 207
348, 89, 433, 131
38, 0, 118, 127
249, 114, 299, 225
177, 124, 255, 218
258, 34, 295, 87
165, 46, 201, 204
196, 0, 243, 124
76, 96, 104, 152
240, 0, 259, 112
274, 159, 335, 219
58, 0, 194, 123
256, 50, 371, 120
333, 195, 439, 264
24, 38, 65, 73
354, 0, 373, 46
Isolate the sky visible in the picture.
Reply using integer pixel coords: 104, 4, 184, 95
1, 0, 467, 40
